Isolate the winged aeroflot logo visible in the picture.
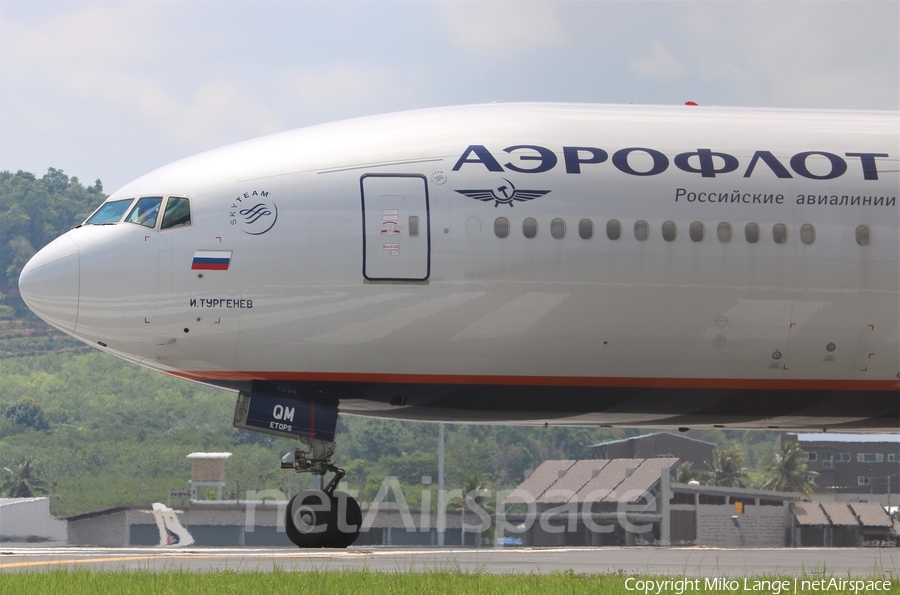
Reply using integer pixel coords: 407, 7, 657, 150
455, 178, 550, 207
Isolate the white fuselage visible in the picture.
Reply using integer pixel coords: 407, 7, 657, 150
19, 103, 900, 429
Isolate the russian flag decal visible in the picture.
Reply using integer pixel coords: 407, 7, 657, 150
191, 250, 232, 270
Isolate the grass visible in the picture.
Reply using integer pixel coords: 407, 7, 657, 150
0, 569, 897, 595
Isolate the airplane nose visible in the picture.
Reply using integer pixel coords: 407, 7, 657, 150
18, 235, 80, 333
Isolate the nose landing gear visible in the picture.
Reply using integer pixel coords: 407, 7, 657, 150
233, 383, 361, 548
281, 436, 362, 548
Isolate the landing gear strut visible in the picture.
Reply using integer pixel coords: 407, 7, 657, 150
281, 436, 361, 548
232, 383, 361, 548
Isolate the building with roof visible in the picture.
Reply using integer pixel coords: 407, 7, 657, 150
0, 497, 67, 544
185, 452, 232, 500
505, 458, 799, 547
783, 433, 900, 506
66, 448, 489, 547
65, 499, 486, 546
590, 433, 715, 472
790, 501, 894, 547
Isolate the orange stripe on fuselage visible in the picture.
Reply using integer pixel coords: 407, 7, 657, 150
167, 371, 900, 392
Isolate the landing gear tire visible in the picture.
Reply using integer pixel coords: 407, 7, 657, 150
332, 491, 362, 548
285, 490, 361, 548
285, 491, 335, 548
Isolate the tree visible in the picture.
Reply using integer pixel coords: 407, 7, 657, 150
764, 440, 816, 495
704, 446, 747, 488
0, 168, 105, 287
1, 458, 48, 497
676, 461, 703, 484
4, 397, 50, 431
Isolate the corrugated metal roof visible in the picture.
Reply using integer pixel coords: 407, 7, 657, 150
64, 506, 131, 521
791, 433, 900, 444
511, 458, 801, 506
591, 432, 716, 449
0, 497, 47, 507
671, 483, 799, 500
505, 460, 575, 504
849, 502, 892, 528
539, 460, 609, 504
791, 502, 829, 526
820, 502, 859, 526
602, 458, 678, 504
574, 459, 644, 503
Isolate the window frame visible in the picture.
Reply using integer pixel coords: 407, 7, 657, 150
634, 220, 649, 242
494, 217, 510, 239
689, 221, 704, 242
83, 198, 136, 225
522, 217, 538, 239
578, 219, 593, 240
606, 219, 621, 240
799, 223, 815, 245
661, 220, 677, 242
124, 196, 165, 229
717, 222, 732, 243
550, 218, 566, 240
745, 222, 760, 243
159, 196, 193, 231
772, 223, 788, 244
857, 453, 883, 463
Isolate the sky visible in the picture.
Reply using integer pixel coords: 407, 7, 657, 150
1, 1, 897, 194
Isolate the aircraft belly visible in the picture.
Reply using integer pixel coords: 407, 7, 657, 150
327, 383, 899, 430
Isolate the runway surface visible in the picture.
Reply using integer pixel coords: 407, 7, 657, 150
1, 546, 898, 575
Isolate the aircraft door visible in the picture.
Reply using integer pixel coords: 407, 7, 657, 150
361, 174, 430, 281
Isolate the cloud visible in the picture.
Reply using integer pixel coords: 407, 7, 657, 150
675, 2, 899, 109
288, 66, 410, 109
630, 40, 685, 81
435, 1, 565, 53
1, 3, 282, 148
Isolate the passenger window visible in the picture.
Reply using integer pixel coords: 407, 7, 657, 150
125, 196, 163, 228
84, 198, 134, 225
606, 220, 621, 240
856, 225, 870, 246
745, 223, 759, 243
408, 216, 419, 237
494, 217, 510, 238
578, 219, 593, 240
523, 218, 538, 238
689, 221, 704, 242
773, 223, 788, 244
800, 223, 815, 245
662, 221, 676, 242
634, 220, 649, 241
550, 218, 566, 239
717, 222, 732, 243
161, 197, 192, 230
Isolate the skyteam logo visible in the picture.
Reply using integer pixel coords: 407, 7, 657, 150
455, 178, 550, 207
239, 202, 278, 235
229, 190, 278, 235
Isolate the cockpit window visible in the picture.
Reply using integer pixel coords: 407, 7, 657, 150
84, 199, 134, 225
161, 197, 192, 230
125, 196, 163, 228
